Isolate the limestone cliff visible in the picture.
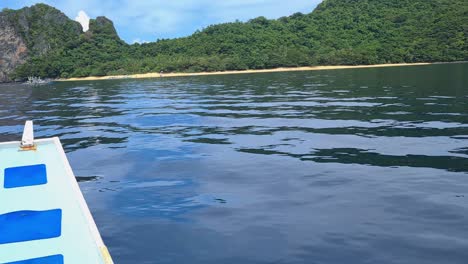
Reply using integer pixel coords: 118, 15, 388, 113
0, 4, 82, 82
89, 16, 120, 39
0, 12, 28, 82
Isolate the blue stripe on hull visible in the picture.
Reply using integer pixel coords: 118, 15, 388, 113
4, 164, 47, 189
4, 255, 64, 264
0, 209, 62, 245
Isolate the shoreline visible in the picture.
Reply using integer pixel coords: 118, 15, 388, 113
57, 62, 454, 82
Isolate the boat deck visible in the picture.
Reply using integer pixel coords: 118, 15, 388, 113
0, 138, 112, 263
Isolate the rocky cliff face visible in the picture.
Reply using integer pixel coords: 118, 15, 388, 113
0, 4, 82, 82
0, 13, 28, 82
90, 16, 119, 38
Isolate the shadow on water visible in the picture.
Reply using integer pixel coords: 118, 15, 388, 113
76, 176, 101, 182
238, 147, 468, 172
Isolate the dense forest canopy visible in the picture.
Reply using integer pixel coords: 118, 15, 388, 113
4, 0, 468, 80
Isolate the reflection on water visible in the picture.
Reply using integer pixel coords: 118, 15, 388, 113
75, 175, 101, 182
1, 63, 468, 264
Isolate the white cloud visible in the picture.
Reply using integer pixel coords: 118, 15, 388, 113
132, 38, 150, 44
75, 10, 90, 32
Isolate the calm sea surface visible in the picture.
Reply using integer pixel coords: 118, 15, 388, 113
1, 63, 467, 264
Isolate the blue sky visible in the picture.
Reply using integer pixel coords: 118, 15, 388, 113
1, 0, 322, 43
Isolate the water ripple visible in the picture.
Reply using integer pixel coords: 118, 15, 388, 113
1, 64, 468, 264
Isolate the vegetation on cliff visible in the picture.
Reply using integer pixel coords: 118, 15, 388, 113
0, 4, 82, 81
3, 0, 467, 80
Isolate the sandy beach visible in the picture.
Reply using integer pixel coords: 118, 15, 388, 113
58, 62, 436, 82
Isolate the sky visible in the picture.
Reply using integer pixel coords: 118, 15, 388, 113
1, 0, 322, 43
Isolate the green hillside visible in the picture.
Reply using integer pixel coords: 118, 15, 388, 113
6, 0, 468, 80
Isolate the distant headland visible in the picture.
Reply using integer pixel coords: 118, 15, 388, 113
1, 0, 466, 83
